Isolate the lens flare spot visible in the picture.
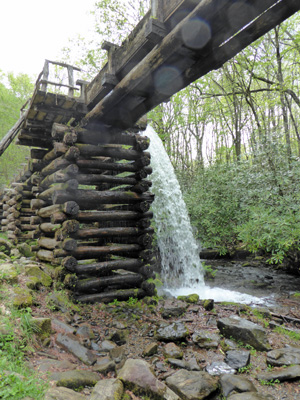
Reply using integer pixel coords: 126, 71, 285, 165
181, 18, 211, 49
154, 66, 183, 96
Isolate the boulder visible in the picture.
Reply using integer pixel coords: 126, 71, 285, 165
12, 287, 33, 308
220, 374, 257, 397
143, 342, 158, 357
90, 378, 124, 400
93, 357, 116, 374
192, 330, 220, 348
44, 387, 86, 400
217, 316, 270, 351
257, 365, 300, 382
50, 369, 100, 389
166, 369, 219, 400
161, 299, 188, 318
167, 358, 200, 371
56, 333, 97, 365
118, 358, 179, 399
25, 266, 52, 287
266, 347, 300, 366
0, 263, 18, 284
225, 350, 251, 370
163, 342, 183, 359
156, 321, 189, 342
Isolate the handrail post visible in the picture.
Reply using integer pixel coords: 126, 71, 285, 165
40, 60, 49, 92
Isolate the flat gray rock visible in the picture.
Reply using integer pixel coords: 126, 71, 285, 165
52, 318, 75, 334
167, 357, 200, 371
93, 357, 116, 374
44, 387, 86, 400
266, 347, 300, 366
166, 369, 219, 400
161, 299, 188, 318
217, 316, 270, 351
118, 358, 179, 400
156, 321, 189, 342
257, 365, 300, 382
220, 374, 257, 397
225, 350, 251, 370
163, 342, 183, 359
192, 330, 220, 348
50, 369, 100, 389
56, 333, 97, 365
90, 378, 123, 400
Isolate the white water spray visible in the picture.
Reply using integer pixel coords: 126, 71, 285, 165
145, 126, 264, 304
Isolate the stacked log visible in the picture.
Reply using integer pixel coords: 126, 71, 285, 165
1, 166, 39, 243
32, 123, 156, 303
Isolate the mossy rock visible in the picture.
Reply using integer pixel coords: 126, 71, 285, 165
47, 291, 80, 313
177, 293, 199, 304
25, 266, 52, 287
0, 239, 12, 255
17, 243, 34, 258
0, 263, 18, 284
31, 317, 52, 339
13, 287, 33, 308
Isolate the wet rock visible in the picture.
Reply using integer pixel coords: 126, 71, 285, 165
166, 369, 219, 400
266, 347, 300, 366
25, 265, 52, 288
156, 321, 189, 342
206, 361, 236, 376
220, 374, 257, 397
163, 342, 183, 359
52, 318, 75, 334
44, 387, 86, 400
56, 333, 97, 365
118, 358, 179, 399
217, 315, 270, 351
167, 358, 200, 371
192, 330, 220, 348
50, 369, 100, 389
0, 263, 18, 283
161, 299, 188, 318
225, 350, 251, 370
12, 287, 33, 308
93, 357, 116, 374
177, 294, 199, 304
143, 342, 158, 357
257, 365, 300, 382
90, 378, 123, 400
228, 393, 274, 399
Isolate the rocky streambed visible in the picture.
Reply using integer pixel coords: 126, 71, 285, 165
1, 253, 300, 399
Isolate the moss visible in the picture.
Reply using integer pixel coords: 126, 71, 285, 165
13, 287, 33, 309
25, 266, 52, 287
177, 293, 199, 304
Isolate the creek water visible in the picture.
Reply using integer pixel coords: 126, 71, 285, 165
145, 126, 265, 305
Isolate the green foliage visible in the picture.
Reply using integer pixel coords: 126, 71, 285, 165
274, 326, 300, 341
0, 307, 47, 399
202, 262, 216, 279
238, 363, 252, 374
259, 378, 280, 386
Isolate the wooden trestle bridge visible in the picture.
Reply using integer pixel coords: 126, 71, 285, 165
0, 0, 299, 303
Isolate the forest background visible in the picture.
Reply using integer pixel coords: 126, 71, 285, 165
1, 0, 300, 272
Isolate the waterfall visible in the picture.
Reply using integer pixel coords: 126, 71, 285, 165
144, 126, 264, 304
145, 126, 204, 289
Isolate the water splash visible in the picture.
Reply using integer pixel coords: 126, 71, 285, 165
144, 126, 264, 305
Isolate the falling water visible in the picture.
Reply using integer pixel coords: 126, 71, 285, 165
145, 126, 264, 304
